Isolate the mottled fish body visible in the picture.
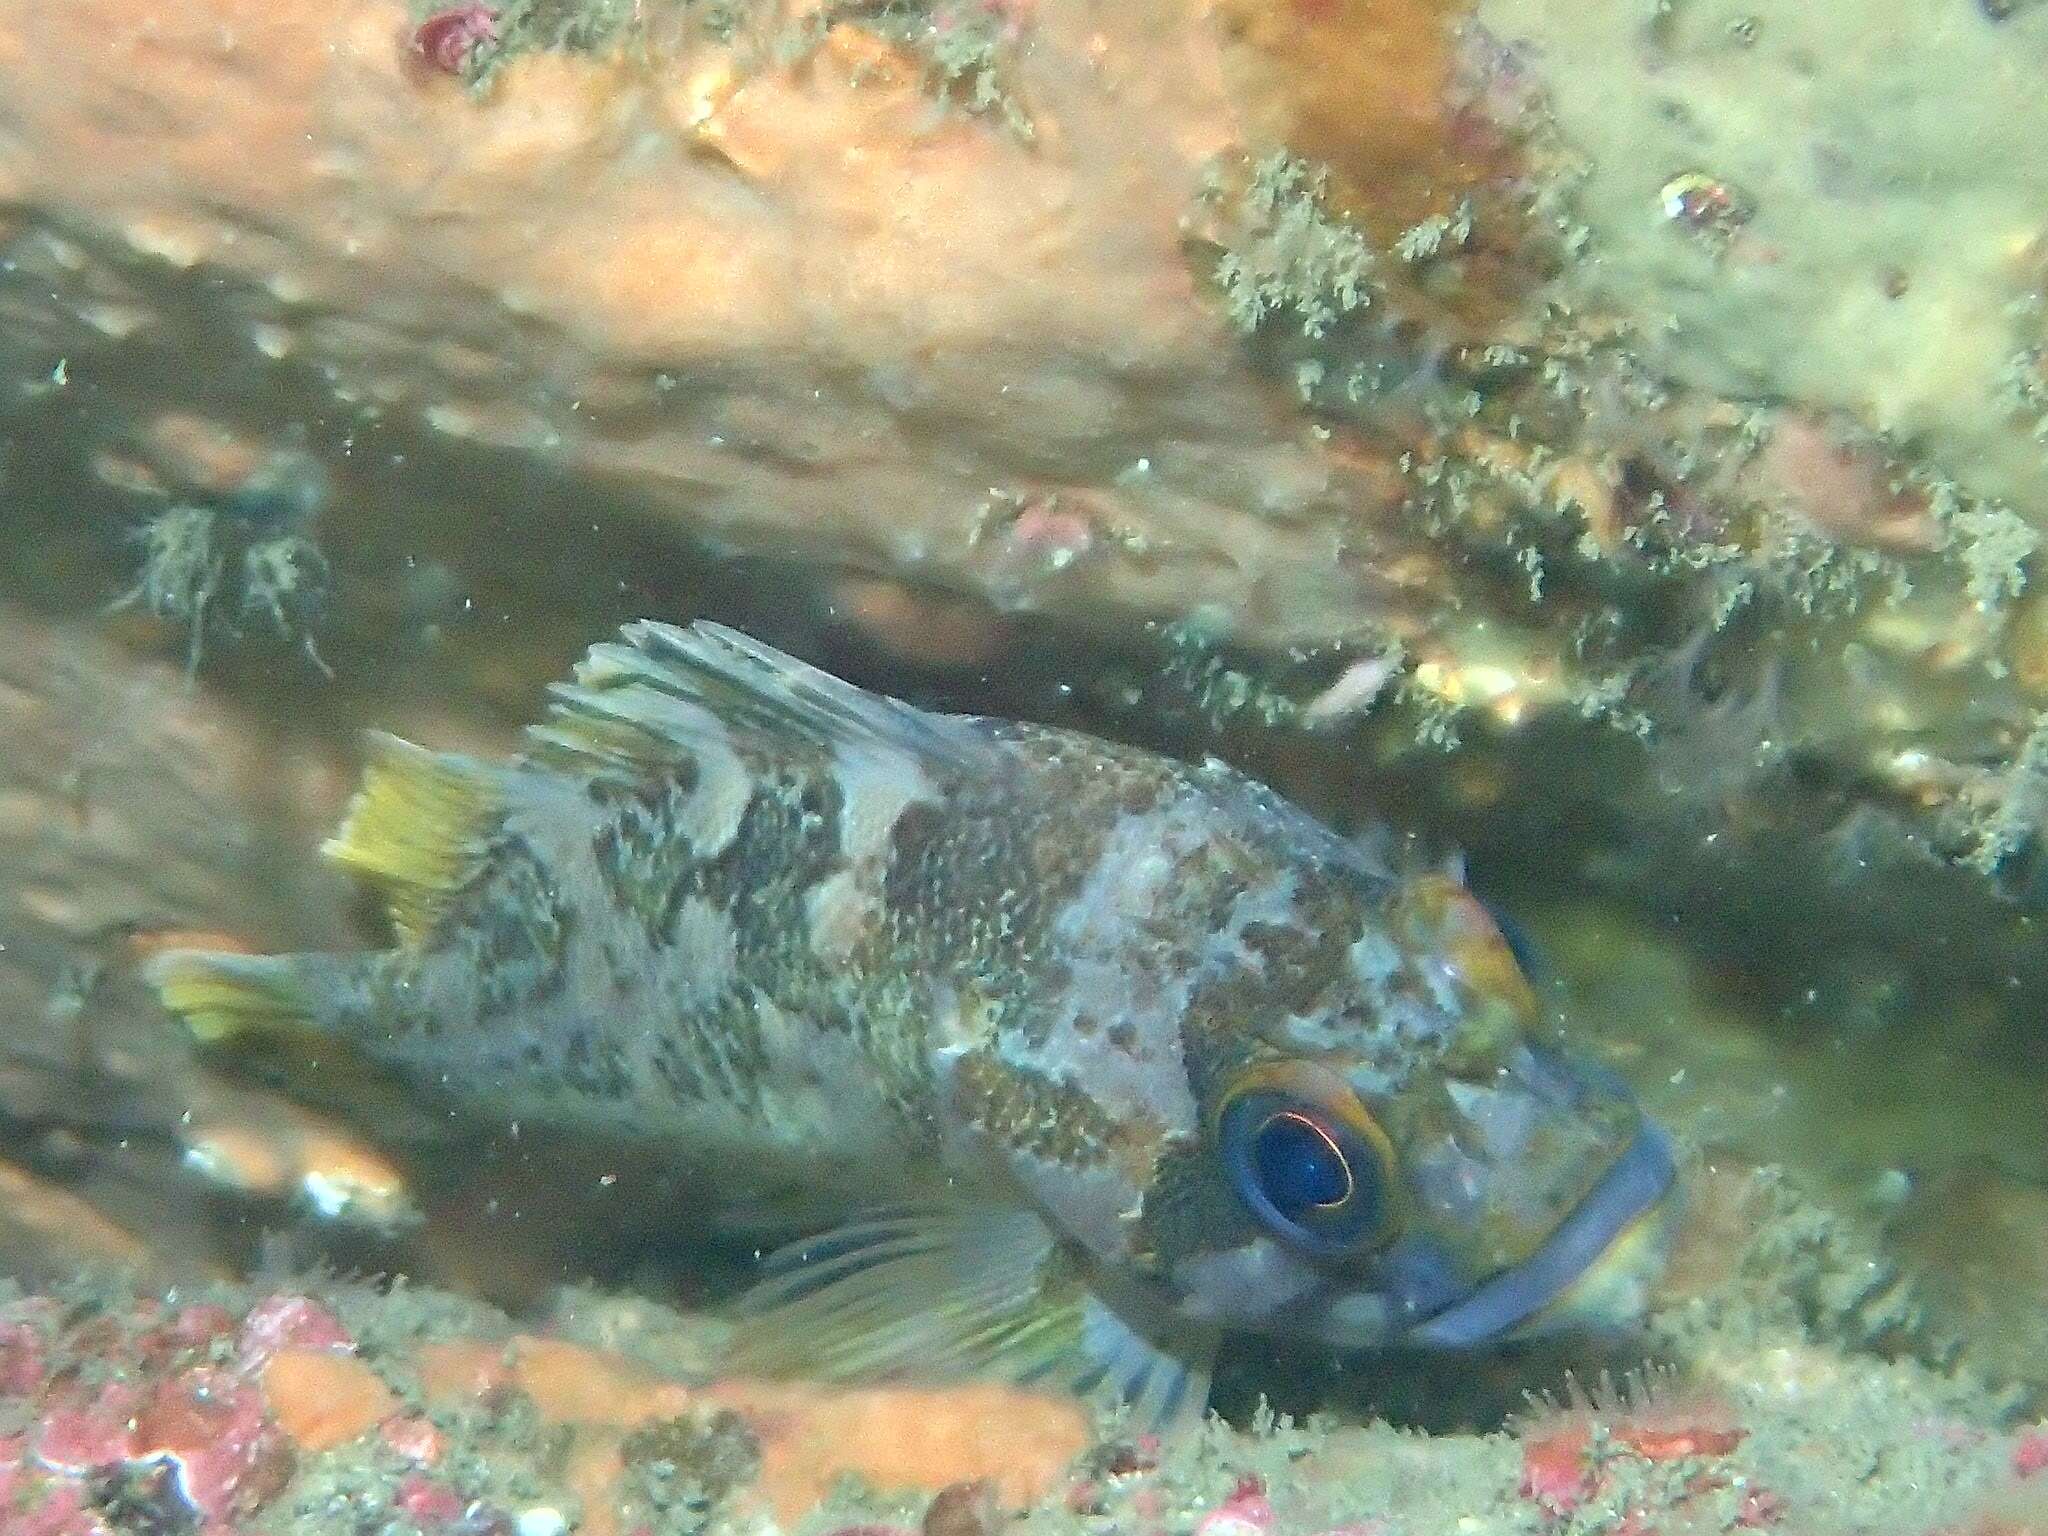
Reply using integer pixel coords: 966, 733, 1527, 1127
151, 621, 1676, 1424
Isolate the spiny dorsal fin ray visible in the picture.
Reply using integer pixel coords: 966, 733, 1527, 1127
726, 1204, 1216, 1433
522, 620, 994, 780
320, 732, 504, 945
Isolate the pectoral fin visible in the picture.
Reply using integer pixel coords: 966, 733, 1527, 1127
726, 1204, 1216, 1431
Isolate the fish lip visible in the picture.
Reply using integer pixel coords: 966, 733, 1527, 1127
1403, 1121, 1677, 1349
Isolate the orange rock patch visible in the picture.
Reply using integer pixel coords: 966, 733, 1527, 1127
414, 1334, 1089, 1525
712, 1378, 1089, 1519
1217, 0, 1492, 237
262, 1349, 400, 1452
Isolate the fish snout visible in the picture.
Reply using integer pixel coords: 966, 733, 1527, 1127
1406, 1122, 1678, 1348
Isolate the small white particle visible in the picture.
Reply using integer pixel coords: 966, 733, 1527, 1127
299, 1171, 352, 1220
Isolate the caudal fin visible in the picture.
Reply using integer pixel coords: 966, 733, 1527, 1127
144, 949, 321, 1045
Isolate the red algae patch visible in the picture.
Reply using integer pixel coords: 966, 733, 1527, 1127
412, 3, 498, 76
1511, 1367, 1749, 1518
1612, 1420, 1745, 1460
1517, 1420, 1594, 1511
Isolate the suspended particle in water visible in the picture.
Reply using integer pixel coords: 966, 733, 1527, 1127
1660, 173, 1752, 245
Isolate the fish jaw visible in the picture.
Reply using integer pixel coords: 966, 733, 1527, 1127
1404, 1122, 1678, 1348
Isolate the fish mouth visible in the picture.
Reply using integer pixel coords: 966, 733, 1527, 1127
1405, 1123, 1678, 1349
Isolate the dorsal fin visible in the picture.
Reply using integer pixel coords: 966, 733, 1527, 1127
320, 732, 504, 944
522, 620, 994, 778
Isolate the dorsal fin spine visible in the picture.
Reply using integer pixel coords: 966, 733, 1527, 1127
522, 620, 991, 778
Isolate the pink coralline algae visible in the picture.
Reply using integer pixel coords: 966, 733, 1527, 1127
412, 4, 498, 75
128, 1365, 297, 1526
1514, 1384, 1762, 1528
0, 1319, 46, 1395
4, 1296, 315, 1534
0, 1457, 103, 1536
382, 1413, 449, 1466
1196, 1476, 1276, 1536
31, 1381, 146, 1475
236, 1293, 355, 1363
396, 1472, 471, 1525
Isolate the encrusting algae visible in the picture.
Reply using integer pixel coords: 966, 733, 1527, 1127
0, 1238, 2039, 1536
147, 620, 1677, 1426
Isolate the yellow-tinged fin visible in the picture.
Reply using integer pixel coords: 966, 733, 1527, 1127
523, 620, 998, 779
145, 950, 319, 1046
320, 732, 503, 944
727, 1204, 1217, 1433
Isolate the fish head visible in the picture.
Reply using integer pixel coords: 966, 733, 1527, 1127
1139, 872, 1677, 1353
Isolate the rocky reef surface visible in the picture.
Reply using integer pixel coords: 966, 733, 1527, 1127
0, 1195, 2045, 1536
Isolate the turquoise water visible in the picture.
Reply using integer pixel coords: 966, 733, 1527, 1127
1, 6, 2045, 1452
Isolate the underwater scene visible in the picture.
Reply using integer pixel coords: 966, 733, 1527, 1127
1, 0, 2047, 1531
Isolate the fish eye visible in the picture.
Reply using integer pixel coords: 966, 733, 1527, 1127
1218, 1071, 1395, 1256
1252, 1111, 1353, 1213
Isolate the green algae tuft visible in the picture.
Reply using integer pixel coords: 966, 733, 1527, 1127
1208, 152, 1378, 339
109, 452, 335, 680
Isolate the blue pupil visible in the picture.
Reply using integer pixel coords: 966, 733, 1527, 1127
1252, 1112, 1351, 1218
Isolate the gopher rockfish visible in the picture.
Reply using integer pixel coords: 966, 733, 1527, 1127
149, 621, 1676, 1423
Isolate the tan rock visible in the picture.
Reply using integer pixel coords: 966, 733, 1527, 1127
1481, 0, 2048, 532
0, 0, 1461, 648
0, 1158, 158, 1282
0, 600, 357, 1284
